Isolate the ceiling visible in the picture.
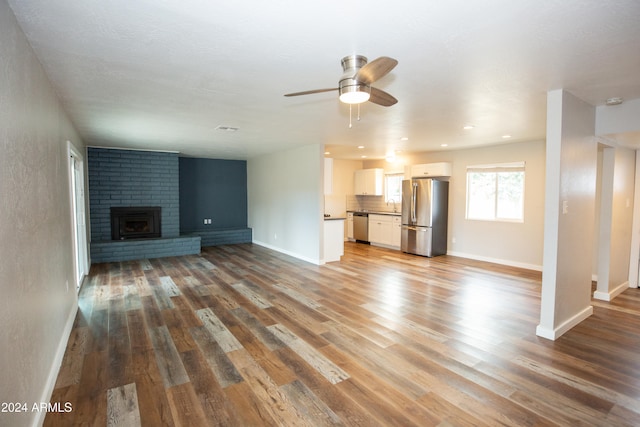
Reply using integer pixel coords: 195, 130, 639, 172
8, 0, 640, 160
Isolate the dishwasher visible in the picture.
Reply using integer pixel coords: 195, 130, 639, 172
353, 212, 369, 243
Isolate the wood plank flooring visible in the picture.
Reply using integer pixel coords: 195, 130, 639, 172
45, 242, 640, 426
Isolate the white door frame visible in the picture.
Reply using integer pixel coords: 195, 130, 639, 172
629, 150, 640, 288
68, 141, 89, 290
594, 145, 614, 299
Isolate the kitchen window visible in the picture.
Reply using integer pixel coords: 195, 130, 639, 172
466, 162, 525, 222
385, 173, 403, 205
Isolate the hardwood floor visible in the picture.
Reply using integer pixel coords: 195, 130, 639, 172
45, 242, 640, 426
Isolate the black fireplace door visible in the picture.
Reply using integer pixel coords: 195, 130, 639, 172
110, 207, 161, 240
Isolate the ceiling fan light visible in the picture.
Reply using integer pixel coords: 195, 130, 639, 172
339, 80, 371, 104
339, 89, 370, 104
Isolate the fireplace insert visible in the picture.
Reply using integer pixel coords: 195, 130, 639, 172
110, 206, 161, 240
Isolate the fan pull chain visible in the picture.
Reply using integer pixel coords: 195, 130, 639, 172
348, 104, 363, 129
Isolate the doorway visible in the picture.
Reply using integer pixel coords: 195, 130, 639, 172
68, 142, 88, 291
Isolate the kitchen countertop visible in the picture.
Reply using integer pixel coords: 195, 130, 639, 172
347, 210, 401, 216
324, 216, 346, 221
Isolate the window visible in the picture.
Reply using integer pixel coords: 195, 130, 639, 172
466, 162, 525, 222
385, 173, 403, 204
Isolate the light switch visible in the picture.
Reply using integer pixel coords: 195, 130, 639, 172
562, 200, 568, 214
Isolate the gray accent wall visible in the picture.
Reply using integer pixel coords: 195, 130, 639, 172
179, 157, 248, 232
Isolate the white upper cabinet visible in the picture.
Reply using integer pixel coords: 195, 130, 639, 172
410, 162, 452, 178
354, 168, 384, 195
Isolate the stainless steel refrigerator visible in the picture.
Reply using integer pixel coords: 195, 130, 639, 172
401, 178, 449, 257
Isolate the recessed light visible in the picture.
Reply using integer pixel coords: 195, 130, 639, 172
441, 144, 448, 147
357, 145, 365, 149
400, 137, 409, 141
463, 125, 474, 130
605, 97, 623, 106
361, 155, 367, 158
324, 151, 331, 155
502, 134, 512, 139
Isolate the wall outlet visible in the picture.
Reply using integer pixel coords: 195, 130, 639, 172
203, 218, 213, 224
451, 237, 456, 244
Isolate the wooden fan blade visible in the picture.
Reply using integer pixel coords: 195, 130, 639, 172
354, 56, 398, 85
369, 87, 398, 106
284, 88, 338, 97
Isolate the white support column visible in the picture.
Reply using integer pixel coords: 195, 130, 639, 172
536, 89, 597, 340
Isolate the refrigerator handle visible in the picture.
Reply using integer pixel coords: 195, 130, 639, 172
411, 182, 417, 223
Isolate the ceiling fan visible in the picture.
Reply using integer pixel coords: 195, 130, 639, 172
284, 55, 398, 107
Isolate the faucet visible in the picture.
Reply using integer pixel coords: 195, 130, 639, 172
387, 199, 397, 212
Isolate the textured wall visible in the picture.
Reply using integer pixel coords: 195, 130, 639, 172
87, 148, 180, 241
0, 1, 83, 425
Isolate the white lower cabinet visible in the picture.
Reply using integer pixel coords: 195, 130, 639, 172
369, 214, 400, 248
324, 219, 344, 262
391, 216, 401, 247
346, 212, 354, 240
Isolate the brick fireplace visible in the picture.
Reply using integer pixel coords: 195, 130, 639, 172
88, 148, 200, 262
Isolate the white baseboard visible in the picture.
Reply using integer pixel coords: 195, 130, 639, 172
536, 305, 593, 341
252, 240, 321, 265
33, 299, 78, 427
593, 281, 630, 301
446, 250, 542, 272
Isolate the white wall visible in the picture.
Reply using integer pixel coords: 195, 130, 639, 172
610, 148, 636, 286
325, 159, 363, 217
594, 146, 636, 300
596, 98, 640, 136
537, 89, 597, 340
0, 1, 83, 425
596, 98, 640, 290
366, 140, 546, 270
248, 144, 324, 264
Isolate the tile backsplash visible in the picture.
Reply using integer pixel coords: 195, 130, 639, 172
346, 195, 401, 213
